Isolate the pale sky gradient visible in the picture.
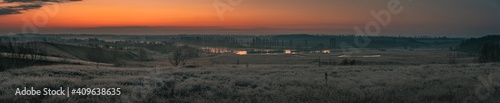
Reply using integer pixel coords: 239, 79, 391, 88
0, 0, 499, 37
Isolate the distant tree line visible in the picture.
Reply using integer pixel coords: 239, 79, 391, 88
177, 36, 242, 48
456, 35, 500, 54
453, 35, 500, 63
478, 43, 500, 63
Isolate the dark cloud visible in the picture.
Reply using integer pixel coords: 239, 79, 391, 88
4, 0, 79, 3
0, 0, 80, 15
0, 7, 21, 14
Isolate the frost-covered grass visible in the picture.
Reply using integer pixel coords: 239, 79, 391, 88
0, 63, 499, 103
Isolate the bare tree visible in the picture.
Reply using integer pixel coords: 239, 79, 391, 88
168, 45, 199, 67
168, 48, 188, 67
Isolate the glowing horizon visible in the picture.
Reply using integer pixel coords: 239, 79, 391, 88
1, 0, 500, 36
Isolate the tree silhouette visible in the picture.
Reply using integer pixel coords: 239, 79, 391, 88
479, 43, 500, 63
168, 45, 200, 67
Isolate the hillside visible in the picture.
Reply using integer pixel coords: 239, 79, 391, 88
456, 35, 500, 54
0, 42, 138, 63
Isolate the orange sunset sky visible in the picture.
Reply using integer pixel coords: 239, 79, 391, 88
1, 0, 500, 37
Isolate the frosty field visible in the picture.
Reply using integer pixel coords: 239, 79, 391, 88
1, 63, 499, 103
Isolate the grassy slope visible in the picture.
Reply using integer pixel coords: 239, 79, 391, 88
0, 64, 499, 103
47, 43, 141, 64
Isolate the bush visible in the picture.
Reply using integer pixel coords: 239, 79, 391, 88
340, 59, 358, 65
168, 45, 200, 67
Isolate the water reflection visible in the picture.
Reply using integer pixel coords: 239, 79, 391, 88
338, 55, 381, 58
309, 50, 331, 54
201, 47, 230, 54
235, 51, 248, 55
203, 47, 332, 55
322, 50, 331, 54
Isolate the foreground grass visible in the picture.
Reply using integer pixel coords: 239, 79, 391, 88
0, 64, 499, 103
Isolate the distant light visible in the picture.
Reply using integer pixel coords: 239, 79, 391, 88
236, 50, 247, 55
203, 47, 230, 54
284, 50, 292, 54
322, 50, 331, 54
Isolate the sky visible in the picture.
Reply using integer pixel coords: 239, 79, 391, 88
0, 0, 499, 37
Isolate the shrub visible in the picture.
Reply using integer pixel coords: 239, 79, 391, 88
340, 59, 358, 65
168, 45, 200, 67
